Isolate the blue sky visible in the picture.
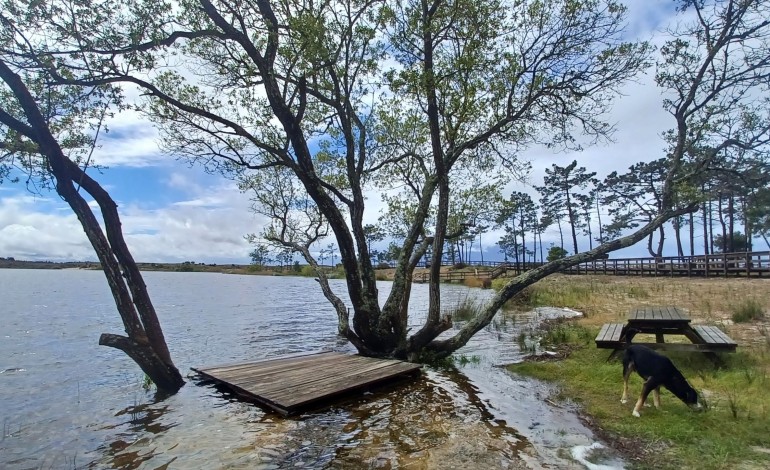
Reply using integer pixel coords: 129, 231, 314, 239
0, 0, 709, 264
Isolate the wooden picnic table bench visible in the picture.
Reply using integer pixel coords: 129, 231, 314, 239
595, 306, 737, 362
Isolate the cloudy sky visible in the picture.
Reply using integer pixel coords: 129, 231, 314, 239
0, 0, 695, 264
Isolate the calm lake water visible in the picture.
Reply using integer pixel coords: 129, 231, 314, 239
0, 269, 624, 469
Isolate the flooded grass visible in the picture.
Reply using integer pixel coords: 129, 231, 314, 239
446, 295, 484, 322
504, 276, 770, 469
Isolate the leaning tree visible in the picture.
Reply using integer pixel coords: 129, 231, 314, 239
15, 0, 770, 362
0, 35, 184, 391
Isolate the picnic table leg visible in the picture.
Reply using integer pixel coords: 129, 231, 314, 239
606, 327, 632, 361
684, 327, 724, 366
655, 333, 665, 343
704, 352, 723, 366
607, 348, 620, 361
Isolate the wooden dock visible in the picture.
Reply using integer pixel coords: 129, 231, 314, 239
192, 351, 422, 415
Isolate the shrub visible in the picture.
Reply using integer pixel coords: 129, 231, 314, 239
731, 298, 765, 323
300, 265, 316, 277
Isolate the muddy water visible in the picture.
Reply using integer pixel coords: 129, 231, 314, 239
0, 269, 624, 469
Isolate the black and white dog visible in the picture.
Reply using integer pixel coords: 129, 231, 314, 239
621, 344, 701, 417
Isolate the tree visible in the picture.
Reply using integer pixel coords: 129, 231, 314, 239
547, 245, 569, 262
23, 0, 769, 361
363, 224, 386, 264
248, 244, 272, 268
496, 191, 536, 268
600, 159, 670, 257
541, 161, 596, 256
0, 44, 183, 391
746, 187, 770, 249
713, 232, 749, 253
655, 0, 770, 256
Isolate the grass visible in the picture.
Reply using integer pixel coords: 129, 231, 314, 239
446, 295, 484, 322
510, 323, 770, 469
731, 298, 765, 323
499, 275, 770, 469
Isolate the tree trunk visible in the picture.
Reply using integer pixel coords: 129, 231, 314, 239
479, 232, 484, 264
718, 195, 727, 252
647, 231, 656, 257
728, 195, 735, 252
742, 195, 752, 251
566, 191, 579, 255
595, 197, 604, 245
673, 216, 683, 257
708, 198, 715, 254
0, 61, 184, 394
538, 229, 545, 264
689, 212, 695, 256
656, 225, 665, 257
702, 188, 710, 255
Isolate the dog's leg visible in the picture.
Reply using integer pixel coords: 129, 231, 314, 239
633, 378, 658, 417
621, 361, 635, 404
653, 387, 661, 409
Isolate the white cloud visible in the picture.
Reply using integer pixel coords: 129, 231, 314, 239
0, 195, 95, 260
91, 110, 169, 168
0, 182, 262, 264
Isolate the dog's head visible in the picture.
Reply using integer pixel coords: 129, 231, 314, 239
669, 375, 700, 407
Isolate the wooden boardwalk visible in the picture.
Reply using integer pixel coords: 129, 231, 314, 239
192, 352, 421, 415
408, 251, 770, 281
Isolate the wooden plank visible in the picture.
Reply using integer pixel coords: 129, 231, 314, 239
611, 323, 624, 340
710, 327, 736, 344
217, 355, 368, 387
693, 325, 737, 345
595, 323, 611, 342
195, 351, 337, 375
235, 357, 402, 394
595, 323, 624, 344
209, 352, 364, 378
193, 352, 422, 415
618, 342, 735, 352
282, 363, 420, 409
664, 306, 675, 320
694, 325, 720, 344
197, 355, 360, 385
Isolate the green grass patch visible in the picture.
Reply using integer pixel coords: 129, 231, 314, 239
539, 320, 595, 348
446, 296, 483, 322
509, 323, 770, 469
731, 298, 765, 323
498, 282, 599, 310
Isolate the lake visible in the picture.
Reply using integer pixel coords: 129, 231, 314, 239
0, 269, 624, 469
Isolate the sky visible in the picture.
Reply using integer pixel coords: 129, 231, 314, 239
0, 0, 708, 265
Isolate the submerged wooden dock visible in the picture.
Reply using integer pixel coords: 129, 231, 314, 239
192, 351, 422, 415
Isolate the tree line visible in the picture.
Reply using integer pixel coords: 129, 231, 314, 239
2, 0, 768, 394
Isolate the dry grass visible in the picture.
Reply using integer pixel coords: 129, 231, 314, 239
497, 274, 770, 349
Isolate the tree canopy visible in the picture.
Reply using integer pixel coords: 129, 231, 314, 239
2, 0, 769, 362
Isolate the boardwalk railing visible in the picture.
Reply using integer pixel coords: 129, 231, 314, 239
561, 251, 770, 277
409, 251, 770, 282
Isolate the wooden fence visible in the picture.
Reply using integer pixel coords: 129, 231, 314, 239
410, 251, 770, 283
560, 251, 770, 277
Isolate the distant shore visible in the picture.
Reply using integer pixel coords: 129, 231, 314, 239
0, 258, 430, 281
0, 258, 258, 274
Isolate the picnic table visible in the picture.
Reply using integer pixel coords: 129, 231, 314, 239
595, 306, 737, 362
